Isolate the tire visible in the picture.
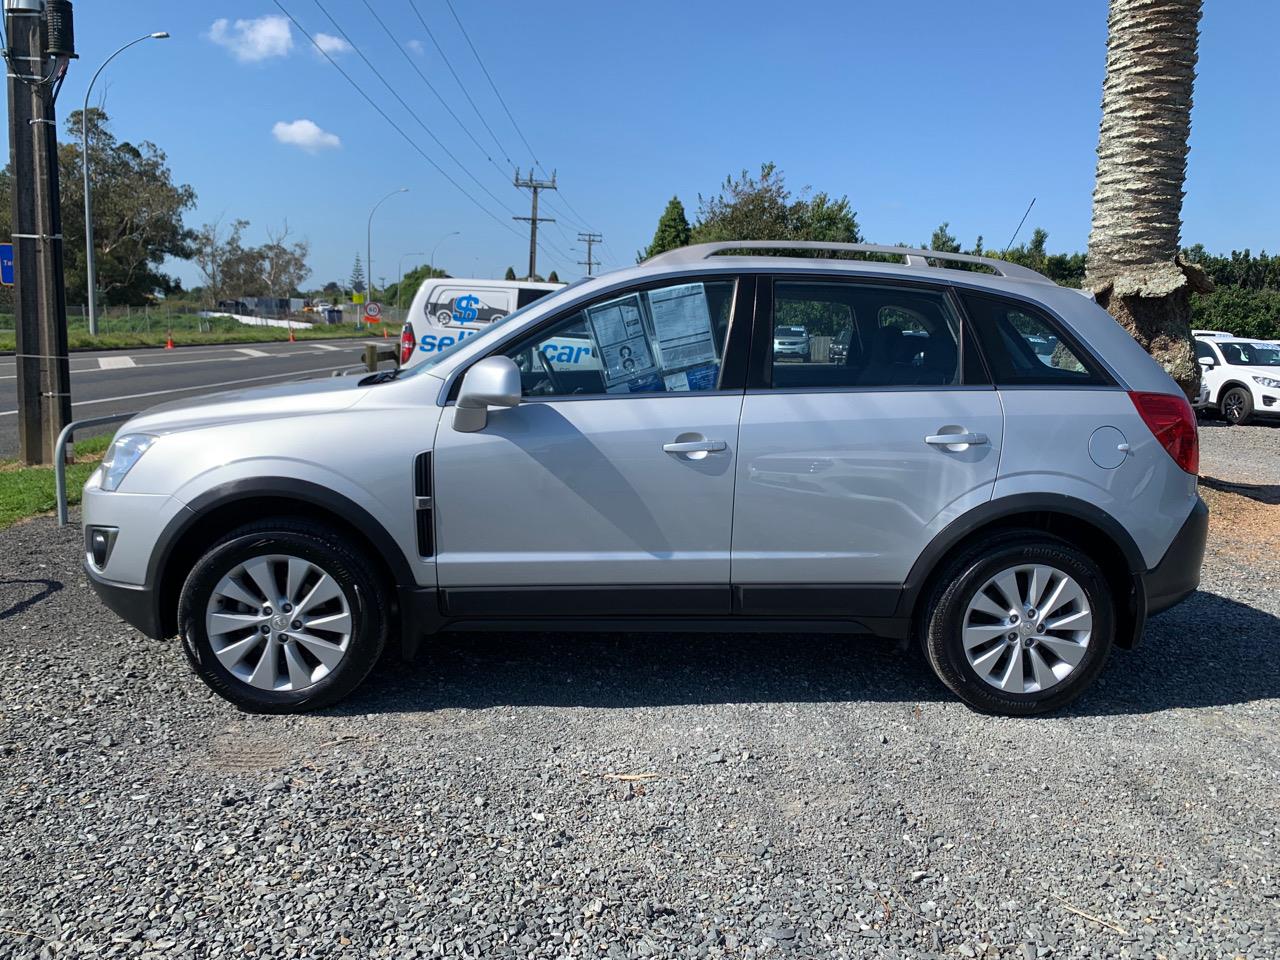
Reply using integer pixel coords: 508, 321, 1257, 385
178, 519, 389, 713
1220, 387, 1253, 426
920, 531, 1114, 716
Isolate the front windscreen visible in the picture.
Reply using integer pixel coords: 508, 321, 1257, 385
1221, 342, 1280, 367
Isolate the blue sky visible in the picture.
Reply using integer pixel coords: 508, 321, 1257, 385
11, 1, 1279, 292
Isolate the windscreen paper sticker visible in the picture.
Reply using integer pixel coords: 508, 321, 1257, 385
586, 296, 657, 386
647, 283, 717, 371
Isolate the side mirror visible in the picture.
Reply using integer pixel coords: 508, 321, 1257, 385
1197, 356, 1215, 369
453, 355, 522, 432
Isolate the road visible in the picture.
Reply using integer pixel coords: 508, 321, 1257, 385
0, 339, 376, 457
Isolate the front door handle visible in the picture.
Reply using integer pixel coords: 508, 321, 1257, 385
663, 439, 727, 454
924, 432, 989, 447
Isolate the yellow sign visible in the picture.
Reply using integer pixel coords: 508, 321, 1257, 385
352, 292, 365, 305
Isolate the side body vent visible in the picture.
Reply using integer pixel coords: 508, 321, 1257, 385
413, 452, 434, 557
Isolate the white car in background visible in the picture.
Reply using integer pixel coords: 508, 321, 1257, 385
1193, 335, 1280, 424
399, 277, 564, 368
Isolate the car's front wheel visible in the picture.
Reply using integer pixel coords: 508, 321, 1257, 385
1221, 386, 1253, 425
178, 520, 388, 713
921, 532, 1114, 715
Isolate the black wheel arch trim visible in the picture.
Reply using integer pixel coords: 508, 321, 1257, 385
147, 477, 417, 591
896, 493, 1146, 618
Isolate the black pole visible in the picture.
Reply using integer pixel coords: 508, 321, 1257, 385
5, 0, 71, 464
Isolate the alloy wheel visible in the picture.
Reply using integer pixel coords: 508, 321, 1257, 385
1223, 391, 1245, 423
205, 554, 353, 692
961, 563, 1092, 694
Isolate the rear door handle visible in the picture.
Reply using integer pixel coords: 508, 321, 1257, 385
663, 440, 727, 454
924, 432, 989, 446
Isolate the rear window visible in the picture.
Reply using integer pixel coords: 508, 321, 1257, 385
961, 292, 1110, 386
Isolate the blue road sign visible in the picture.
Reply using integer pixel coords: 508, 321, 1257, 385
0, 243, 13, 286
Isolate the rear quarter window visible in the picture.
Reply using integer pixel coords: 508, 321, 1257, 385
960, 292, 1111, 387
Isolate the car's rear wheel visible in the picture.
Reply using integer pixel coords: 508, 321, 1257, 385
921, 532, 1114, 715
178, 520, 388, 713
1221, 387, 1253, 425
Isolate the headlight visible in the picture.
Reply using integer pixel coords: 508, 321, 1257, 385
99, 433, 156, 492
1253, 376, 1280, 390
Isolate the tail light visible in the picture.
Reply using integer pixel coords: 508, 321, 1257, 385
1129, 390, 1199, 475
399, 323, 415, 366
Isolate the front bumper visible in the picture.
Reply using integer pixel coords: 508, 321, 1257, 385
85, 560, 164, 639
1141, 496, 1209, 616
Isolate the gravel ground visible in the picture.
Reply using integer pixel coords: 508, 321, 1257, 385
1197, 417, 1280, 487
1, 429, 1278, 960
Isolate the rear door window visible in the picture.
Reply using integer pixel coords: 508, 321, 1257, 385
769, 280, 984, 388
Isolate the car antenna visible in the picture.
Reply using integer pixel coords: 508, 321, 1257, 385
1002, 197, 1036, 254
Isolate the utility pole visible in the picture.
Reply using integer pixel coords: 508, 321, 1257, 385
6, 0, 74, 464
513, 168, 555, 280
577, 232, 602, 277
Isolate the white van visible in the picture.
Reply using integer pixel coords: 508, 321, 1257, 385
399, 278, 564, 368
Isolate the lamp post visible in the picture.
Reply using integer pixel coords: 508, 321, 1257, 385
366, 187, 408, 310
396, 252, 426, 315
430, 230, 460, 278
82, 31, 169, 336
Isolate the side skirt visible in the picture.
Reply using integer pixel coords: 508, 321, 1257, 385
397, 583, 911, 658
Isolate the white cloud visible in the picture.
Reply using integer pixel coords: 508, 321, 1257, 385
406, 39, 425, 56
312, 32, 351, 57
208, 15, 293, 62
272, 119, 341, 153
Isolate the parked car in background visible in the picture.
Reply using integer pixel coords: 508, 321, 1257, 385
82, 242, 1205, 717
773, 324, 811, 362
1193, 335, 1280, 424
399, 277, 563, 369
1191, 329, 1234, 339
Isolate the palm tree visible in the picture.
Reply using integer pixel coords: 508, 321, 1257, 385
1085, 0, 1211, 399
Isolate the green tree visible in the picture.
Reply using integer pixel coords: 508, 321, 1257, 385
637, 196, 692, 261
547, 270, 560, 283
349, 255, 367, 295
504, 266, 517, 280
384, 263, 450, 309
260, 221, 311, 298
0, 108, 197, 305
690, 163, 861, 253
928, 222, 961, 253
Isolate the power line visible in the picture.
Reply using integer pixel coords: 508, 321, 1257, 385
358, 0, 510, 185
309, 0, 520, 218
302, 1, 575, 273
442, 0, 544, 169
270, 0, 521, 239
406, 0, 515, 169
436, 0, 606, 260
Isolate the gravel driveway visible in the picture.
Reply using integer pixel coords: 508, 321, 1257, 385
1, 427, 1277, 960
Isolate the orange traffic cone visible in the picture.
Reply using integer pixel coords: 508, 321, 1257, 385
288, 323, 296, 343
165, 331, 174, 350
382, 326, 388, 339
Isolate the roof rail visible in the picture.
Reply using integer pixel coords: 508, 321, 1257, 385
644, 241, 1052, 283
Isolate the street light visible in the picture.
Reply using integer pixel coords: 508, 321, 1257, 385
366, 187, 408, 309
430, 230, 460, 278
396, 252, 426, 314
82, 31, 169, 336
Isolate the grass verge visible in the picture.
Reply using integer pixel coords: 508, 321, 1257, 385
0, 434, 113, 530
0, 318, 394, 353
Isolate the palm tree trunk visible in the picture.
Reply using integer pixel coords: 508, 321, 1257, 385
1085, 0, 1210, 399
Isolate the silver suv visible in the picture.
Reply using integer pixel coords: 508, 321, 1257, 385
82, 242, 1207, 716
